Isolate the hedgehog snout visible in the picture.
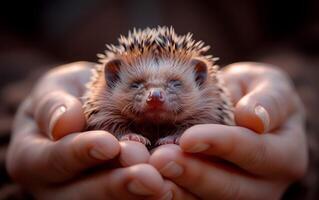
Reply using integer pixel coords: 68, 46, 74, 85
146, 88, 165, 108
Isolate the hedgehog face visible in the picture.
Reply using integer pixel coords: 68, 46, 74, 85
105, 57, 209, 124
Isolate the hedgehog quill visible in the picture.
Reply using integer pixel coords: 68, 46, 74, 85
82, 26, 235, 147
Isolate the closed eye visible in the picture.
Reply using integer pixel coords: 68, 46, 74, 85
130, 81, 144, 89
169, 80, 182, 88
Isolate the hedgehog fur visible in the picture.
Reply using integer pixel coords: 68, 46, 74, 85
82, 26, 235, 146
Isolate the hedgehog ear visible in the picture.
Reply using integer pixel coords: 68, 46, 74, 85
104, 58, 122, 88
191, 58, 208, 87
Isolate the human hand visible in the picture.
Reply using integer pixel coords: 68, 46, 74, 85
6, 62, 197, 199
149, 62, 308, 199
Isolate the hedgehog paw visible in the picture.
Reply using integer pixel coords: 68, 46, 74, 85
155, 135, 181, 146
120, 133, 151, 146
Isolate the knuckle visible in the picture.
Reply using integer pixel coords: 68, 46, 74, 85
266, 65, 288, 80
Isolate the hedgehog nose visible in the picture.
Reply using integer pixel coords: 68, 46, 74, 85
147, 88, 165, 107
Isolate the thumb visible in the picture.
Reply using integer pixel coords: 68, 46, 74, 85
34, 91, 86, 140
235, 83, 293, 133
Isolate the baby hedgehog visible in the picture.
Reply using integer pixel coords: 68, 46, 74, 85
82, 26, 235, 147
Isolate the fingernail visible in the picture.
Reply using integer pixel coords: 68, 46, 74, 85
89, 147, 109, 160
187, 143, 210, 153
160, 161, 183, 178
48, 105, 66, 139
255, 105, 270, 132
127, 180, 154, 195
160, 191, 173, 200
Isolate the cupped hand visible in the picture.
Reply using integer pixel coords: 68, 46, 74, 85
6, 62, 196, 199
149, 62, 308, 199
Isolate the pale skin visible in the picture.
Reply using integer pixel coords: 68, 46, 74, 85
6, 61, 308, 199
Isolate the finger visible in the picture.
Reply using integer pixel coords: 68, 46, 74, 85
43, 131, 121, 182
179, 123, 308, 179
36, 164, 168, 200
222, 62, 296, 133
34, 90, 86, 140
119, 141, 150, 167
31, 62, 93, 140
7, 114, 120, 183
235, 78, 295, 133
150, 145, 283, 199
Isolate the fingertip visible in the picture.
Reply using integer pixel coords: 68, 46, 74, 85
34, 91, 86, 140
179, 125, 203, 151
126, 164, 165, 195
150, 146, 188, 180
149, 145, 181, 173
51, 97, 86, 140
235, 97, 268, 133
119, 141, 150, 167
180, 124, 223, 153
86, 131, 120, 160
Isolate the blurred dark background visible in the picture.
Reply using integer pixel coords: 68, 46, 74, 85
0, 0, 318, 199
